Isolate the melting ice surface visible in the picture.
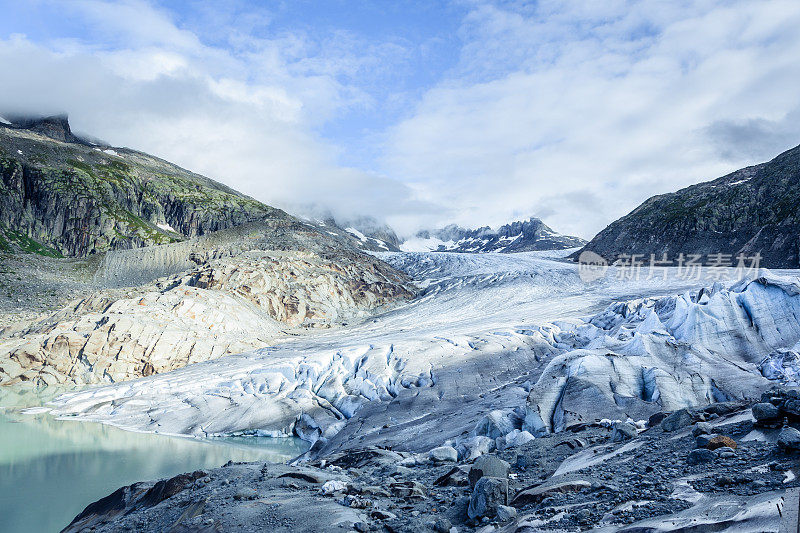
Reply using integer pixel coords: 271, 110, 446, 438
0, 389, 306, 532
47, 250, 800, 447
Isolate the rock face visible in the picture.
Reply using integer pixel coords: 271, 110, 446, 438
403, 217, 586, 253
0, 115, 283, 257
576, 142, 800, 268
0, 236, 416, 386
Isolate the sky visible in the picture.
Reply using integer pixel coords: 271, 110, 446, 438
1, 0, 800, 239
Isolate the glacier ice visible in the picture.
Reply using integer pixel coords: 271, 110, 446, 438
45, 252, 800, 455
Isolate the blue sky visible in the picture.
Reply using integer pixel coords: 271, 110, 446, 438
1, 1, 800, 237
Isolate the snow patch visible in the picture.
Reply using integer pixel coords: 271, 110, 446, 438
345, 227, 368, 242
156, 222, 177, 233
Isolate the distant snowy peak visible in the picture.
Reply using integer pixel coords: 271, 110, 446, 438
402, 217, 586, 253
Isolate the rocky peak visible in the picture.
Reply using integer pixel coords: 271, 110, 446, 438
404, 217, 586, 253
1, 113, 84, 144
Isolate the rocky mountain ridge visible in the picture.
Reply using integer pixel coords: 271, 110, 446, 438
576, 142, 800, 268
403, 217, 586, 253
0, 115, 283, 257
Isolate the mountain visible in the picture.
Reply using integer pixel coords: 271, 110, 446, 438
576, 143, 800, 268
0, 115, 418, 386
402, 217, 586, 253
0, 115, 282, 257
300, 213, 403, 252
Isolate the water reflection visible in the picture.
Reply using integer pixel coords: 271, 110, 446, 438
0, 397, 306, 532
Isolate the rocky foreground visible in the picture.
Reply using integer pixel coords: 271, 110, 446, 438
64, 392, 800, 532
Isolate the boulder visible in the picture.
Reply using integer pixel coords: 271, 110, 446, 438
433, 518, 453, 533
717, 447, 736, 458
467, 477, 508, 519
695, 433, 719, 449
429, 446, 458, 463
320, 480, 347, 495
691, 422, 712, 437
777, 427, 800, 452
469, 455, 510, 489
233, 487, 258, 501
648, 412, 668, 428
661, 409, 693, 432
706, 435, 737, 450
752, 402, 780, 424
687, 448, 716, 465
611, 422, 638, 442
496, 505, 517, 522
389, 480, 426, 499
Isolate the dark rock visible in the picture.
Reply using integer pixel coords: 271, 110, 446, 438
703, 402, 745, 416
687, 449, 716, 465
277, 471, 328, 484
611, 422, 638, 442
777, 427, 800, 452
752, 402, 780, 423
140, 471, 207, 508
648, 412, 667, 428
692, 422, 712, 437
661, 409, 693, 432
467, 477, 508, 519
433, 518, 453, 533
433, 467, 469, 487
695, 433, 719, 448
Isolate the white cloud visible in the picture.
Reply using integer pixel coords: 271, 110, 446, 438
0, 0, 424, 225
382, 0, 800, 238
2, 0, 800, 240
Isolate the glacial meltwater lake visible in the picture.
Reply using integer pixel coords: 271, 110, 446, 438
0, 400, 307, 532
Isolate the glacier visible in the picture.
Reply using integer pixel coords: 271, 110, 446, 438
46, 251, 800, 457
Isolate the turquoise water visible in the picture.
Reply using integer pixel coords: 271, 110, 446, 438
0, 405, 307, 532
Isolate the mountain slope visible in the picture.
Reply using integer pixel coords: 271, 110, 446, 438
301, 215, 403, 252
0, 115, 282, 257
0, 116, 420, 385
577, 143, 800, 268
402, 217, 586, 253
